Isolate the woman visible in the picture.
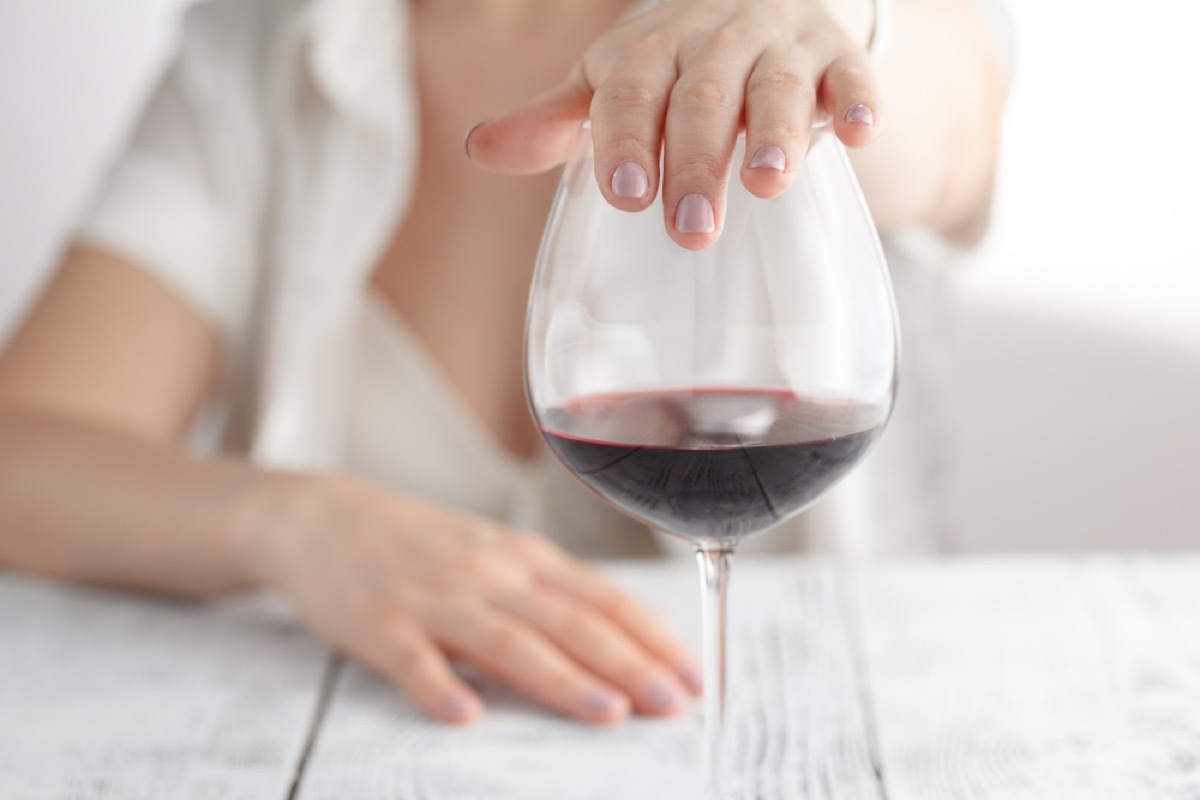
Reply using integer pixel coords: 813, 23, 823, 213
0, 0, 1008, 725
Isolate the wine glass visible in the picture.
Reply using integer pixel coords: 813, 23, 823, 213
524, 127, 898, 798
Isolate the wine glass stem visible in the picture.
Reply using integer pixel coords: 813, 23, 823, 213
696, 546, 735, 799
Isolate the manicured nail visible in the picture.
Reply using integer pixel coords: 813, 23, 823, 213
679, 660, 703, 694
844, 104, 874, 126
748, 145, 787, 172
611, 161, 649, 199
463, 118, 491, 158
583, 686, 629, 718
675, 193, 715, 234
643, 678, 688, 714
442, 693, 481, 722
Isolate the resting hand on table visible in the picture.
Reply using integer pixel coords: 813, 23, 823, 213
466, 0, 880, 248
235, 473, 698, 725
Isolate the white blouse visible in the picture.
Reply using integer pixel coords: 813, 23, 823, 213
348, 290, 658, 557
74, 0, 1011, 557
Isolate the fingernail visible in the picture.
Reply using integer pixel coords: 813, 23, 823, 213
679, 660, 703, 694
674, 193, 715, 234
463, 118, 491, 159
748, 145, 786, 172
643, 678, 688, 714
844, 104, 874, 126
611, 161, 649, 199
442, 693, 481, 722
583, 686, 629, 718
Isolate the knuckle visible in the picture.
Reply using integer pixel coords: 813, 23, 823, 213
549, 603, 594, 638
436, 595, 483, 631
625, 31, 671, 62
389, 632, 431, 673
672, 78, 738, 113
595, 82, 663, 115
502, 531, 554, 561
603, 132, 653, 160
703, 23, 748, 57
487, 622, 536, 662
672, 151, 728, 185
828, 61, 872, 87
748, 70, 811, 102
755, 119, 810, 147
451, 548, 499, 582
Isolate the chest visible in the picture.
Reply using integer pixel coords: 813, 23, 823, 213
367, 4, 619, 459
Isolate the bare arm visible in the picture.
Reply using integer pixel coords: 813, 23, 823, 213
0, 246, 700, 724
0, 245, 254, 597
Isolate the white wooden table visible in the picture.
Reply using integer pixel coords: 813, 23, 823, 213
3, 557, 1199, 799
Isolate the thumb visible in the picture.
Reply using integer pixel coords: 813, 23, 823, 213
465, 70, 592, 175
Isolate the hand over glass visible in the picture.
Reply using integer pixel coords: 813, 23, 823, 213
525, 128, 898, 797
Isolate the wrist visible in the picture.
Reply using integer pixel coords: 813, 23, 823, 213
223, 468, 335, 588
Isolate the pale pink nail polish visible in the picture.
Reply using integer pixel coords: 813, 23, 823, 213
844, 104, 874, 126
748, 145, 787, 172
611, 161, 649, 199
643, 678, 687, 713
675, 193, 715, 234
584, 686, 629, 717
442, 693, 480, 722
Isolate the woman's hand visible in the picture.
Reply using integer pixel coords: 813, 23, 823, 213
464, 0, 880, 249
233, 472, 699, 725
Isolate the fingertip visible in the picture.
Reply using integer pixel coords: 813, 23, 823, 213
464, 79, 591, 174
437, 690, 486, 725
669, 192, 721, 250
634, 676, 691, 718
669, 233, 722, 251
463, 118, 492, 161
604, 160, 657, 212
581, 686, 632, 725
678, 659, 703, 696
836, 103, 880, 148
742, 143, 789, 198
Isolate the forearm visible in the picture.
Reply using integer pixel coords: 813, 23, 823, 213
0, 409, 276, 599
850, 0, 1010, 241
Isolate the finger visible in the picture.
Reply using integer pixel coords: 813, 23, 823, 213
524, 544, 701, 695
820, 49, 881, 149
740, 47, 818, 200
494, 587, 690, 717
362, 622, 484, 725
589, 55, 677, 212
662, 57, 747, 249
429, 600, 631, 725
464, 67, 592, 175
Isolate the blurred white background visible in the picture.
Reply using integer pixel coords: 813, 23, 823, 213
1, 0, 1197, 550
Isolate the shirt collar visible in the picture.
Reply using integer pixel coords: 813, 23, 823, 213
296, 0, 410, 133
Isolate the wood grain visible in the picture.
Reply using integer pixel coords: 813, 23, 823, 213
294, 559, 884, 800
855, 557, 1200, 800
0, 574, 329, 800
7, 557, 1200, 799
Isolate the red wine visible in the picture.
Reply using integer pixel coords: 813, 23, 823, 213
539, 388, 883, 546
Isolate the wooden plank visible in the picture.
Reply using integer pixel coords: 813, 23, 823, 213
855, 557, 1200, 799
295, 557, 883, 800
0, 574, 330, 800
